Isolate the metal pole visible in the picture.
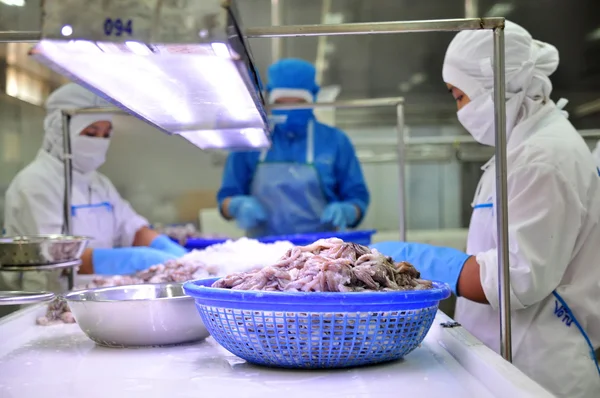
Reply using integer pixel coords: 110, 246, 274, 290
61, 111, 75, 291
269, 97, 408, 240
396, 103, 407, 241
268, 97, 404, 110
465, 0, 478, 18
0, 31, 40, 42
1, 19, 505, 43
492, 26, 512, 362
270, 0, 283, 62
245, 18, 503, 38
315, 0, 332, 85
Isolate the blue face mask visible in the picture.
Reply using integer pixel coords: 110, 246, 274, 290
271, 109, 313, 134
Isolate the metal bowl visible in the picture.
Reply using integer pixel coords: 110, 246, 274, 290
64, 283, 210, 347
0, 291, 55, 306
0, 235, 91, 267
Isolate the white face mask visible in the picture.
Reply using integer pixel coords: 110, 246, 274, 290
457, 91, 524, 147
72, 136, 110, 174
457, 93, 496, 146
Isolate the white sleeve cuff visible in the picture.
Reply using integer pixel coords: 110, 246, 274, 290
476, 250, 526, 311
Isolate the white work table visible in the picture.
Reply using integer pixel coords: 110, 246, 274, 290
0, 305, 551, 398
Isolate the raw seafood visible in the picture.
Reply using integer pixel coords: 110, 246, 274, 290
154, 223, 228, 245
36, 238, 294, 326
35, 297, 75, 326
213, 238, 432, 292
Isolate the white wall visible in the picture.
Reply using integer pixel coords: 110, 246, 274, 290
102, 120, 464, 231
0, 93, 46, 227
0, 94, 464, 232
342, 126, 463, 232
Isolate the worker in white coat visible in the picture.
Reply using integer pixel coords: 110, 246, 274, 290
372, 21, 600, 397
592, 141, 600, 171
1, 83, 187, 294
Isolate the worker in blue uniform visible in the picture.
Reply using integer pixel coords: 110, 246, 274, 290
217, 58, 370, 238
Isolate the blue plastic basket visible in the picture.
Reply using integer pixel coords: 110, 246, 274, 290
259, 229, 377, 246
183, 277, 451, 369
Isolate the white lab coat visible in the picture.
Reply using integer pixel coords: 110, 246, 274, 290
592, 141, 600, 171
1, 149, 148, 293
455, 101, 600, 397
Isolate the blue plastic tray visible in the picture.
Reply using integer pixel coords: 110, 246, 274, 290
178, 237, 228, 250
259, 229, 377, 246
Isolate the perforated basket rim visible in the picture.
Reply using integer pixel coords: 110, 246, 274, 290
183, 277, 451, 306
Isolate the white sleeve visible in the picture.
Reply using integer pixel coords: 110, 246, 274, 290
592, 141, 600, 170
4, 181, 63, 236
476, 163, 583, 310
103, 178, 149, 247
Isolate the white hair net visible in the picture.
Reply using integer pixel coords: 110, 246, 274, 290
42, 83, 113, 159
442, 20, 559, 115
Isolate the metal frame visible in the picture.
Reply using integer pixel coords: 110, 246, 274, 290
0, 16, 512, 362
60, 98, 407, 283
249, 16, 512, 363
269, 97, 407, 242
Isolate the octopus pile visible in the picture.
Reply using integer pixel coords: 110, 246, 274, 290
36, 238, 294, 326
213, 238, 432, 292
154, 223, 228, 245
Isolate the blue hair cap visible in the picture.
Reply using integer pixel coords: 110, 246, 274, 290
266, 58, 320, 95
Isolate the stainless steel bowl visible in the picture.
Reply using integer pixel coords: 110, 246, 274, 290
64, 283, 210, 347
0, 291, 55, 306
0, 235, 91, 266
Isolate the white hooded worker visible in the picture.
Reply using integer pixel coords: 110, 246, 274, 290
1, 83, 188, 294
592, 141, 600, 171
371, 21, 600, 397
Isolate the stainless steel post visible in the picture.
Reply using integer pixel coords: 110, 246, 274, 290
492, 26, 512, 362
270, 0, 283, 62
396, 103, 407, 241
0, 31, 40, 42
465, 0, 478, 18
245, 18, 505, 38
61, 111, 75, 291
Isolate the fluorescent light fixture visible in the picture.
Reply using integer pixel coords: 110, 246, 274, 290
60, 25, 73, 36
0, 0, 25, 6
409, 73, 427, 85
179, 128, 269, 150
30, 0, 270, 151
485, 3, 515, 17
324, 13, 344, 25
586, 27, 600, 41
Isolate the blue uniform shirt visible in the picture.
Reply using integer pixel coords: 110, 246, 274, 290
217, 120, 370, 228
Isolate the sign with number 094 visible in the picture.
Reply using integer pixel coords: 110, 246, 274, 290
103, 18, 133, 37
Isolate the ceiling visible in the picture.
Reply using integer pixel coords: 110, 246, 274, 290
1, 0, 599, 128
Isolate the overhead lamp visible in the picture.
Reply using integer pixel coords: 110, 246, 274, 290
0, 0, 26, 6
485, 3, 515, 17
29, 0, 270, 151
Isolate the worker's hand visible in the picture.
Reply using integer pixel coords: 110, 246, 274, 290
150, 234, 188, 257
229, 196, 268, 230
370, 241, 471, 295
320, 202, 358, 230
92, 247, 179, 275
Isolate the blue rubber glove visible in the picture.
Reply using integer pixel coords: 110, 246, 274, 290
228, 196, 268, 230
92, 247, 179, 275
150, 234, 188, 257
370, 241, 471, 295
320, 202, 358, 230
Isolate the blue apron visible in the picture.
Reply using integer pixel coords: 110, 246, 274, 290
249, 121, 329, 238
